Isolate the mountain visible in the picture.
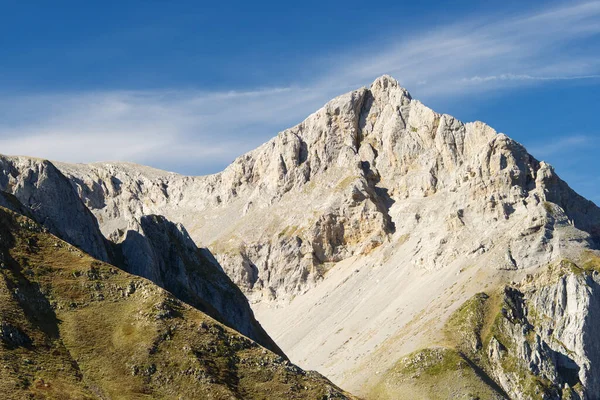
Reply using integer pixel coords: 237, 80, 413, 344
4, 75, 600, 399
55, 76, 600, 302
0, 205, 354, 399
0, 155, 280, 355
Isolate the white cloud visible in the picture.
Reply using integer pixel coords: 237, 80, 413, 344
325, 1, 600, 97
526, 135, 595, 159
0, 87, 330, 173
463, 74, 600, 83
0, 1, 599, 173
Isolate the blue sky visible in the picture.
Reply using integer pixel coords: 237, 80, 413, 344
0, 1, 599, 203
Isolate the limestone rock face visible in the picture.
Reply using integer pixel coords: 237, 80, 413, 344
57, 87, 398, 301
531, 274, 600, 395
0, 207, 355, 400
58, 76, 600, 303
0, 155, 109, 261
483, 261, 600, 399
0, 156, 281, 355
113, 214, 283, 354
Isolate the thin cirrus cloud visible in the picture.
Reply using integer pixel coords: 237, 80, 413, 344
463, 74, 600, 83
0, 1, 599, 175
0, 87, 334, 174
526, 135, 595, 159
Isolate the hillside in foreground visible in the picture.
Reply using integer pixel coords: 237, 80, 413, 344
0, 206, 354, 399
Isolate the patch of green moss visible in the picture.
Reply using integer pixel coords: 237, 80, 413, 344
482, 290, 559, 399
375, 261, 594, 400
547, 257, 600, 278
560, 259, 582, 275
393, 348, 467, 377
580, 252, 600, 273
491, 343, 555, 399
442, 288, 558, 397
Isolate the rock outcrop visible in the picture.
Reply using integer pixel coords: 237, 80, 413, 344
0, 156, 281, 354
486, 260, 600, 399
57, 76, 600, 304
373, 258, 600, 399
0, 155, 109, 262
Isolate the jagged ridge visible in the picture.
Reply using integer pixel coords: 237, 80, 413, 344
56, 75, 600, 301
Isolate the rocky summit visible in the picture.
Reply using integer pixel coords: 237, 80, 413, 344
1, 75, 600, 399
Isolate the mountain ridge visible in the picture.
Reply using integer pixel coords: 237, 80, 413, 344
0, 154, 281, 354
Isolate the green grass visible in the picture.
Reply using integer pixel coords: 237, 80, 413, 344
374, 273, 584, 400
370, 347, 505, 400
542, 256, 600, 279
543, 201, 554, 215
478, 289, 560, 399
392, 348, 467, 377
444, 292, 489, 353
580, 251, 600, 273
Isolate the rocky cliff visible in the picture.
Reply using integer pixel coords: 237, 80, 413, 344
373, 257, 600, 399
487, 258, 600, 399
113, 214, 282, 354
0, 155, 109, 262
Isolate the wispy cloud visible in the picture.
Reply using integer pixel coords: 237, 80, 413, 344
0, 87, 329, 173
329, 1, 600, 97
527, 135, 596, 159
0, 1, 599, 174
463, 74, 600, 83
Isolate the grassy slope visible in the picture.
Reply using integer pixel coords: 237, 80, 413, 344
371, 346, 506, 400
370, 284, 553, 399
0, 207, 355, 400
369, 284, 509, 400
370, 255, 600, 400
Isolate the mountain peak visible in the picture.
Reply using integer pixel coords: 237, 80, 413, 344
369, 74, 412, 99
